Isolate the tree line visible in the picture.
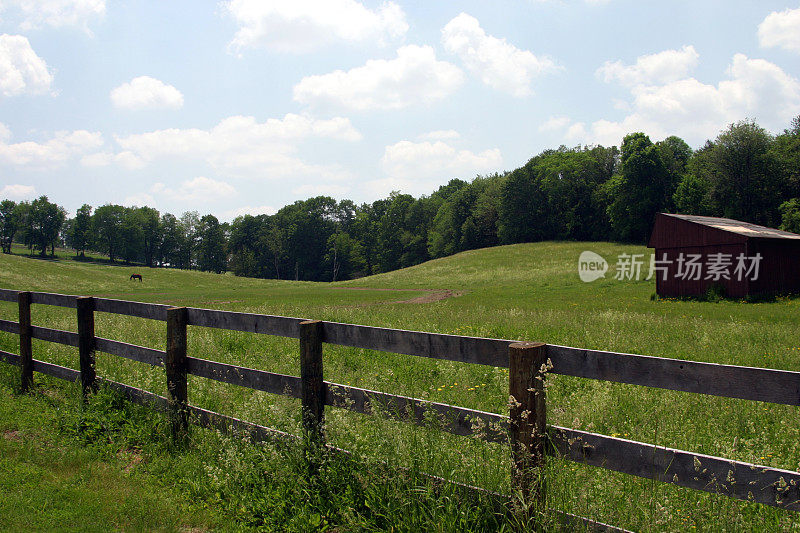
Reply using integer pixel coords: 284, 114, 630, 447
1, 117, 798, 281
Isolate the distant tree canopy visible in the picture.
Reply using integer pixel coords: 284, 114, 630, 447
1, 196, 66, 256
2, 116, 799, 279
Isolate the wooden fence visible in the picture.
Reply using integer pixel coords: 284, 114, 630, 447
0, 288, 799, 528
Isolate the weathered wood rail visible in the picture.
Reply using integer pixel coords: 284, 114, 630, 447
0, 287, 799, 528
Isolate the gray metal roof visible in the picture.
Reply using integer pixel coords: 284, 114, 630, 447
664, 213, 800, 240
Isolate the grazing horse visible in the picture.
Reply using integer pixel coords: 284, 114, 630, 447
130, 274, 142, 282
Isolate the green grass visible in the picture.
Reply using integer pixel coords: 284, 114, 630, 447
0, 369, 218, 532
0, 370, 529, 532
1, 242, 799, 531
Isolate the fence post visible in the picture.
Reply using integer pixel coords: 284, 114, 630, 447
509, 341, 547, 510
299, 320, 325, 448
166, 306, 188, 440
18, 291, 32, 393
76, 297, 97, 400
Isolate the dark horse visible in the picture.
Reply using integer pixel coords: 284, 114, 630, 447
130, 274, 142, 282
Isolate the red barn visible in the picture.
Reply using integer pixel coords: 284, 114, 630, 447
647, 213, 800, 298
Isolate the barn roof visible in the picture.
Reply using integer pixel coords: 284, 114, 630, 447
661, 214, 800, 240
648, 213, 800, 249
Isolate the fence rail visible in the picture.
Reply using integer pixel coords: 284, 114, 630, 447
0, 288, 799, 524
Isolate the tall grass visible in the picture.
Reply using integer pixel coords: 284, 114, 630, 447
1, 242, 799, 530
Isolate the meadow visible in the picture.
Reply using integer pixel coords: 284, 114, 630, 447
1, 242, 799, 531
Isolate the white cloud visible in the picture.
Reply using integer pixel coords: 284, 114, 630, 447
758, 7, 800, 53
541, 116, 587, 140
565, 121, 587, 140
0, 183, 36, 200
293, 45, 463, 111
291, 183, 350, 198
377, 140, 501, 196
0, 34, 53, 97
557, 52, 800, 147
365, 139, 502, 198
0, 126, 104, 169
417, 129, 460, 141
362, 176, 427, 198
110, 76, 184, 110
112, 113, 360, 179
532, 0, 610, 3
224, 0, 407, 53
122, 193, 155, 207
80, 150, 145, 170
152, 177, 236, 204
221, 204, 277, 221
538, 116, 571, 132
1, 0, 105, 32
596, 45, 699, 87
441, 13, 559, 97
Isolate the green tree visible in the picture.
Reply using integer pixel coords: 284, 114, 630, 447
263, 221, 286, 279
400, 196, 439, 267
281, 196, 337, 280
658, 136, 692, 181
179, 211, 200, 269
428, 176, 502, 257
326, 231, 364, 281
779, 198, 800, 234
0, 200, 20, 254
138, 206, 161, 267
431, 178, 468, 202
119, 207, 144, 264
159, 213, 189, 268
464, 176, 502, 249
605, 133, 671, 242
228, 214, 263, 277
15, 201, 33, 253
673, 174, 712, 215
377, 192, 414, 272
333, 199, 357, 234
71, 204, 93, 257
351, 201, 386, 275
196, 214, 226, 273
535, 146, 616, 240
427, 200, 458, 258
92, 204, 126, 262
28, 196, 66, 256
498, 162, 548, 244
705, 120, 783, 225
771, 115, 800, 199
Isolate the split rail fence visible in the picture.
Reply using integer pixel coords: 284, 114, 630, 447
0, 288, 799, 526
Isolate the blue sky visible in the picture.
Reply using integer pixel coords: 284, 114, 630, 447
1, 1, 799, 220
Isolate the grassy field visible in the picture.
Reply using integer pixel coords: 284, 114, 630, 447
0, 377, 220, 532
0, 242, 799, 531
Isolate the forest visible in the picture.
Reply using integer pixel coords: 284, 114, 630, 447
1, 117, 799, 282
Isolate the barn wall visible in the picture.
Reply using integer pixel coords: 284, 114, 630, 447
747, 240, 800, 295
653, 244, 748, 298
